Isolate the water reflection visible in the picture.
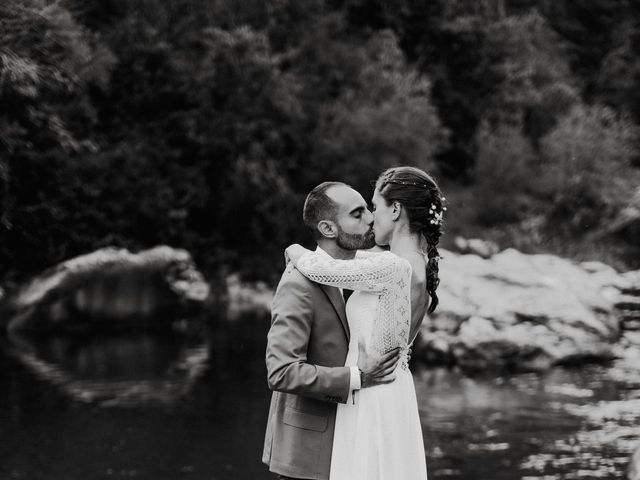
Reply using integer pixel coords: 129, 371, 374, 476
417, 363, 640, 479
0, 313, 273, 480
0, 312, 639, 480
4, 329, 210, 407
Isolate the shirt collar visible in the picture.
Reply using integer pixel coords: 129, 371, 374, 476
316, 245, 332, 259
315, 246, 344, 295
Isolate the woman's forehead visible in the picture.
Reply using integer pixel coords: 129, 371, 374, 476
371, 188, 384, 202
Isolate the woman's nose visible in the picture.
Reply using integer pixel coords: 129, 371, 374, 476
366, 210, 374, 225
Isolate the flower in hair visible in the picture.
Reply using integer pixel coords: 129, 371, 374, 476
428, 198, 446, 226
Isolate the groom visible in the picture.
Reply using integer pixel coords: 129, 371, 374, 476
263, 181, 401, 480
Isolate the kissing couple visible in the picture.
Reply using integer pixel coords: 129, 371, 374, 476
263, 166, 445, 480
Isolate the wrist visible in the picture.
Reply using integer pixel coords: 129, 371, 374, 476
358, 367, 366, 388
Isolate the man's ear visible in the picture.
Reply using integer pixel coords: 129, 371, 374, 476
391, 201, 401, 221
317, 220, 337, 239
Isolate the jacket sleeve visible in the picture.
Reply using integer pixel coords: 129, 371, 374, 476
266, 266, 351, 404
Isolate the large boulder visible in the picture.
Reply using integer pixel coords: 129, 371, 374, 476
417, 248, 635, 371
225, 273, 273, 320
617, 270, 640, 331
631, 445, 640, 480
452, 236, 500, 259
1, 246, 210, 332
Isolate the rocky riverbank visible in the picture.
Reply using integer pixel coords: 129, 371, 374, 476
225, 245, 640, 373
417, 247, 640, 371
4, 243, 639, 372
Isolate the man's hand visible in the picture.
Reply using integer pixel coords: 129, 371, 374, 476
357, 341, 401, 388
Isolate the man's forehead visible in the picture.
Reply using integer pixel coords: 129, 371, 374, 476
326, 185, 366, 212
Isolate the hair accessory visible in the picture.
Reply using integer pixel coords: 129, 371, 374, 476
382, 176, 447, 226
384, 179, 430, 189
428, 200, 446, 226
429, 210, 443, 225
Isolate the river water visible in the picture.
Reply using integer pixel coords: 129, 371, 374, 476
0, 311, 638, 480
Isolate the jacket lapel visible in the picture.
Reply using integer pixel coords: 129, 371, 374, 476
320, 285, 350, 340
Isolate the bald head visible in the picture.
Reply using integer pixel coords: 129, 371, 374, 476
303, 182, 347, 239
303, 181, 375, 254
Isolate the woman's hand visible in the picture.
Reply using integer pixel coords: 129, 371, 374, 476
284, 243, 307, 266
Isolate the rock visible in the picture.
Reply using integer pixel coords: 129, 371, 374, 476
630, 444, 640, 480
452, 236, 500, 259
622, 331, 640, 346
603, 187, 640, 242
580, 260, 618, 274
225, 274, 273, 320
622, 270, 640, 285
418, 248, 626, 371
1, 246, 210, 332
622, 317, 640, 331
616, 295, 640, 311
414, 331, 455, 365
621, 271, 640, 296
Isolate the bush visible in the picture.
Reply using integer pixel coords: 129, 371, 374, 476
540, 104, 640, 232
471, 122, 538, 225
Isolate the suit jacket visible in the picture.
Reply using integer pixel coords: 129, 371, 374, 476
262, 262, 351, 480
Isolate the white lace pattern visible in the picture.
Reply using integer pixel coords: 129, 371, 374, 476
295, 250, 413, 356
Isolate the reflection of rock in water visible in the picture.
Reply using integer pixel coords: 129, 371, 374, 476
5, 330, 210, 407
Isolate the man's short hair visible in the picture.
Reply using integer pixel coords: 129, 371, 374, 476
303, 182, 348, 239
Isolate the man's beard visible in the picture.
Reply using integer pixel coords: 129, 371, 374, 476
336, 228, 376, 250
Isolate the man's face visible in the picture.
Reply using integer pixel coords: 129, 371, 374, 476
326, 185, 375, 250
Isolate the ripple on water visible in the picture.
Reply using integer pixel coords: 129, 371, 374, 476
544, 384, 594, 398
519, 360, 640, 479
417, 359, 640, 480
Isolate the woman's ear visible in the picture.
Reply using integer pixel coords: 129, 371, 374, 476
391, 201, 401, 221
317, 220, 337, 238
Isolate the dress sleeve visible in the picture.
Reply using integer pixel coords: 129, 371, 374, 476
294, 250, 400, 292
370, 256, 413, 355
293, 248, 414, 355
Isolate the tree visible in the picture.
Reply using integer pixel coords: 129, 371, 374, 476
540, 104, 640, 231
0, 1, 115, 274
472, 122, 537, 225
480, 11, 579, 141
594, 21, 640, 126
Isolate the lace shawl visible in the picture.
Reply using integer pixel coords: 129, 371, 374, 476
295, 250, 413, 355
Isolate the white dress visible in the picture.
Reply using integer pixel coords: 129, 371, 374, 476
295, 249, 428, 480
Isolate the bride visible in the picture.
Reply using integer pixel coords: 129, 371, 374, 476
286, 166, 445, 480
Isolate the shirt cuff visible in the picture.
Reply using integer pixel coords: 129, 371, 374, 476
349, 366, 361, 391
346, 366, 361, 405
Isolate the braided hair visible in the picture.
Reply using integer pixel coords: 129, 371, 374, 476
375, 166, 445, 314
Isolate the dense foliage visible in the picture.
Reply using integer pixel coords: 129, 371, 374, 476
1, 0, 639, 283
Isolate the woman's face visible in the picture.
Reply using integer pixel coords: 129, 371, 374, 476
371, 188, 394, 246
